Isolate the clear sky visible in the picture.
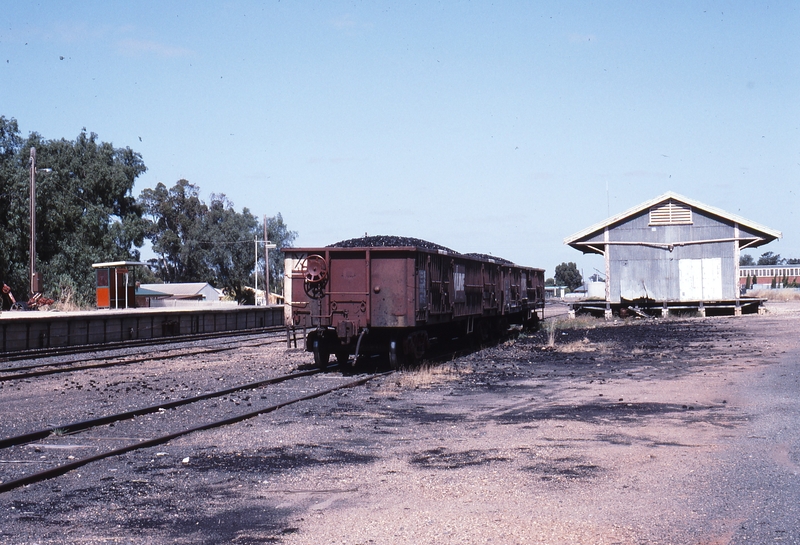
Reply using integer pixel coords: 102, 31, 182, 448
3, 1, 798, 278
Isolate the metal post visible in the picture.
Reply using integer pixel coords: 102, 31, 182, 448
254, 235, 258, 305
29, 148, 37, 296
28, 147, 52, 296
265, 240, 276, 305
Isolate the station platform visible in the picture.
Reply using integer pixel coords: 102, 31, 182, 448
0, 305, 284, 353
567, 298, 766, 319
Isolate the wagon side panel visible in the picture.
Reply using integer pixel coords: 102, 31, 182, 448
327, 250, 370, 340
369, 251, 415, 328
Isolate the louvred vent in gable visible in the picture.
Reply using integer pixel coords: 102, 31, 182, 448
649, 200, 693, 225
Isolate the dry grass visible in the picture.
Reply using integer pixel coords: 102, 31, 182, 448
379, 361, 473, 394
749, 288, 800, 302
558, 338, 596, 353
540, 315, 612, 353
553, 337, 617, 354
53, 283, 82, 312
542, 316, 602, 344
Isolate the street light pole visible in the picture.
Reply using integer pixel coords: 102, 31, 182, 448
29, 148, 38, 295
29, 147, 52, 296
264, 240, 276, 305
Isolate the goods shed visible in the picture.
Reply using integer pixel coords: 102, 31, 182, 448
564, 192, 781, 317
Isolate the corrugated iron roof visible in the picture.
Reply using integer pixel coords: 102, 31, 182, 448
564, 191, 782, 250
137, 283, 214, 296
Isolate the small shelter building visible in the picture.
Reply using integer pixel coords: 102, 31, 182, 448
93, 261, 150, 309
563, 192, 782, 317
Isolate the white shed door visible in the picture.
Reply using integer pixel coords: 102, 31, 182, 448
679, 258, 722, 301
701, 258, 723, 299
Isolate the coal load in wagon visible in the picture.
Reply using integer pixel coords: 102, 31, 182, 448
328, 235, 456, 253
465, 253, 514, 265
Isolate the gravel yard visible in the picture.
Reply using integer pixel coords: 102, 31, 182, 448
2, 303, 800, 544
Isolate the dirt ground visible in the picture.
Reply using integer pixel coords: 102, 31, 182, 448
2, 302, 800, 544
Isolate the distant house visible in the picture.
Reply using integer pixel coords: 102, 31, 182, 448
564, 192, 781, 316
136, 282, 222, 307
740, 264, 800, 290
545, 285, 568, 299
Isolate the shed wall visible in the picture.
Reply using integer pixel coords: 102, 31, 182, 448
605, 209, 738, 303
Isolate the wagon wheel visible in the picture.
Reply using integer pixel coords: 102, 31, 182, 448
336, 351, 352, 372
388, 340, 400, 370
524, 312, 540, 331
312, 338, 330, 369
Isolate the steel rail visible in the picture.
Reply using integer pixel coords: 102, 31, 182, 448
0, 325, 287, 363
0, 332, 287, 380
0, 371, 388, 494
0, 367, 327, 450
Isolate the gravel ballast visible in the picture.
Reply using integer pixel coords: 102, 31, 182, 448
2, 303, 800, 544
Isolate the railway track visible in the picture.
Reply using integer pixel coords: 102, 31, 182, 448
0, 321, 523, 494
0, 329, 289, 381
0, 325, 287, 363
0, 364, 389, 493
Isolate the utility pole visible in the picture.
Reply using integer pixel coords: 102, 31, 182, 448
260, 215, 277, 306
254, 217, 277, 306
29, 147, 53, 296
30, 148, 37, 295
264, 239, 277, 305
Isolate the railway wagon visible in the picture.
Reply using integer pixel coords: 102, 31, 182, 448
284, 237, 545, 369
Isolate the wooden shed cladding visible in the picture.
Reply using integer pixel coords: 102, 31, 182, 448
564, 192, 782, 304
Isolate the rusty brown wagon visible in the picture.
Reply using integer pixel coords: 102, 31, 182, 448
284, 237, 545, 369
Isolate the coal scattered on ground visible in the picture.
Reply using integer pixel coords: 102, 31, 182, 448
4, 304, 800, 544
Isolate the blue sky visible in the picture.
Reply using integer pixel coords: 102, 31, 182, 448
2, 1, 798, 278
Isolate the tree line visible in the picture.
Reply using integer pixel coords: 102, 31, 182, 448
739, 252, 800, 266
0, 116, 295, 308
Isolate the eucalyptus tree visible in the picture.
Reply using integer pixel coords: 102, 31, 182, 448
554, 262, 584, 292
139, 179, 209, 283
139, 179, 297, 303
0, 118, 147, 305
204, 193, 259, 303
262, 213, 297, 295
0, 117, 28, 294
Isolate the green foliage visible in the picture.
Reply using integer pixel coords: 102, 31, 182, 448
263, 213, 297, 294
0, 117, 27, 294
758, 252, 782, 266
204, 193, 259, 303
0, 118, 147, 305
1, 118, 298, 306
139, 179, 208, 282
554, 262, 583, 292
139, 180, 297, 303
739, 253, 755, 266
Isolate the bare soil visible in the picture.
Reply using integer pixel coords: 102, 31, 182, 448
2, 303, 800, 544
